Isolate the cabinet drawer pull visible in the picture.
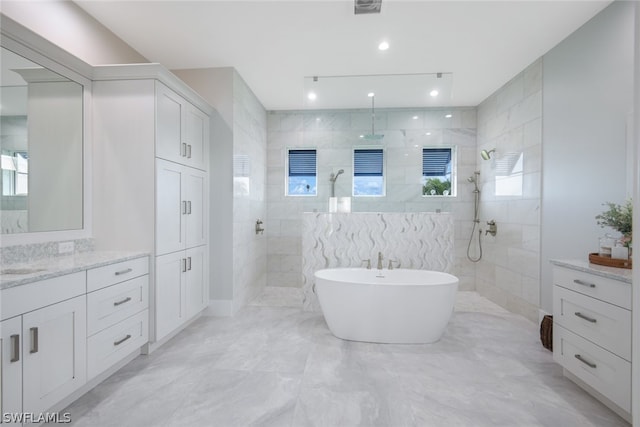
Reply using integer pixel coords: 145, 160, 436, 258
187, 144, 192, 159
574, 354, 597, 369
114, 334, 132, 346
187, 256, 192, 271
29, 327, 38, 354
10, 334, 20, 362
573, 279, 596, 288
114, 297, 132, 307
182, 200, 188, 215
182, 258, 187, 273
187, 200, 192, 215
574, 312, 597, 323
115, 268, 133, 276
182, 142, 187, 157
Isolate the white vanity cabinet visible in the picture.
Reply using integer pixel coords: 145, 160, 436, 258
156, 82, 209, 171
552, 262, 632, 420
22, 295, 87, 416
1, 316, 23, 420
92, 65, 211, 346
156, 159, 207, 255
155, 245, 208, 340
86, 258, 149, 380
1, 272, 87, 423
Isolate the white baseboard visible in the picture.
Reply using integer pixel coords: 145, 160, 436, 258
205, 299, 233, 317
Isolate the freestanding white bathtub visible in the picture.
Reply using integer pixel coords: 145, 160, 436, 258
314, 268, 459, 344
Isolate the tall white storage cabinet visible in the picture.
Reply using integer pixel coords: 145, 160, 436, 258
92, 65, 211, 347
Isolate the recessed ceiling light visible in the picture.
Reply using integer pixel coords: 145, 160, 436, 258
430, 89, 439, 97
412, 116, 418, 120
307, 92, 317, 101
367, 92, 375, 97
316, 117, 321, 121
445, 114, 452, 118
414, 144, 419, 148
378, 41, 389, 51
359, 134, 365, 138
426, 132, 432, 136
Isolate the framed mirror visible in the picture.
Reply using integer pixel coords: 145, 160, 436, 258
1, 16, 92, 245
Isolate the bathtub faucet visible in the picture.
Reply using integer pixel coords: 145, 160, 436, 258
377, 252, 384, 270
361, 259, 371, 269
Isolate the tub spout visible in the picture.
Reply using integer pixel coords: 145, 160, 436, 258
377, 252, 384, 270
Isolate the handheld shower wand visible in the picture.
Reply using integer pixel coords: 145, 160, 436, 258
466, 171, 483, 262
330, 169, 344, 197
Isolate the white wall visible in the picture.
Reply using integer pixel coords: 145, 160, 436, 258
540, 1, 635, 313
475, 59, 543, 322
231, 71, 267, 311
0, 0, 147, 65
266, 107, 477, 291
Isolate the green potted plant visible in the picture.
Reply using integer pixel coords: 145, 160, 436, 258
595, 199, 633, 247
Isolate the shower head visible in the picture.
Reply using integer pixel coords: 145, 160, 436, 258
481, 149, 495, 160
330, 169, 344, 182
467, 176, 475, 183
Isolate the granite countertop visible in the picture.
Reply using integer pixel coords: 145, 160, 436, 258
550, 259, 632, 284
0, 251, 149, 290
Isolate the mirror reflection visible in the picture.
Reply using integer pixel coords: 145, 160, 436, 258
0, 47, 83, 234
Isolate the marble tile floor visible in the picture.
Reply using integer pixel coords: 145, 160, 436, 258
64, 290, 628, 427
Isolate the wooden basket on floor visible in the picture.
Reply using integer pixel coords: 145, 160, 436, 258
540, 315, 553, 352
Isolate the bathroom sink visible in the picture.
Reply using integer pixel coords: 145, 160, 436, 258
1, 268, 47, 275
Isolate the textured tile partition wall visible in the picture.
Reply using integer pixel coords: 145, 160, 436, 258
267, 107, 477, 293
301, 212, 454, 311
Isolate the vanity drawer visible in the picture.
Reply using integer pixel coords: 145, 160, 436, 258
1, 272, 85, 321
87, 256, 149, 292
87, 310, 148, 380
553, 266, 630, 309
553, 285, 630, 361
553, 325, 630, 413
87, 275, 149, 335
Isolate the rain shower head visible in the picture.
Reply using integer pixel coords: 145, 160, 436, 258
481, 149, 495, 160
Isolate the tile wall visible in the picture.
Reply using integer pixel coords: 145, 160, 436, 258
301, 212, 454, 311
266, 107, 477, 292
232, 72, 268, 311
475, 59, 543, 322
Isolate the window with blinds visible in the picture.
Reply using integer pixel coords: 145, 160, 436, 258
287, 149, 317, 196
353, 148, 385, 196
422, 147, 455, 196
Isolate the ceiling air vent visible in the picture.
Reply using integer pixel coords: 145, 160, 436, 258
354, 0, 382, 15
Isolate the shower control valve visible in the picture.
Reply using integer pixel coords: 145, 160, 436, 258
255, 219, 265, 235
485, 220, 497, 237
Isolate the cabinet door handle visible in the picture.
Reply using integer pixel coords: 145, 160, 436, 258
187, 201, 192, 215
182, 258, 187, 273
574, 312, 597, 323
181, 142, 187, 157
29, 327, 38, 354
114, 297, 132, 307
573, 279, 596, 288
115, 268, 133, 276
574, 354, 597, 369
187, 256, 192, 271
187, 144, 192, 159
114, 334, 132, 346
182, 201, 188, 215
10, 334, 20, 363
